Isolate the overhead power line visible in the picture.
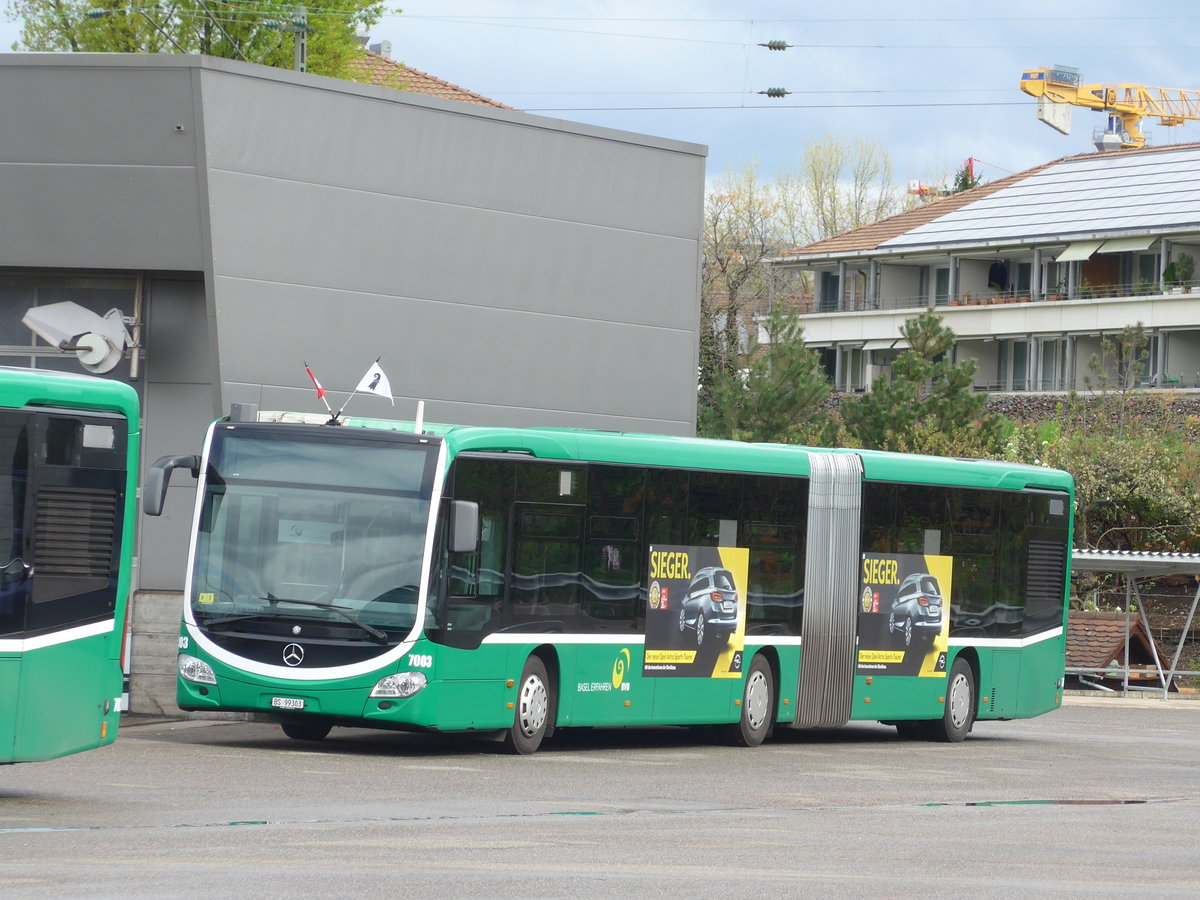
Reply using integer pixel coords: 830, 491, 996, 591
522, 101, 1032, 113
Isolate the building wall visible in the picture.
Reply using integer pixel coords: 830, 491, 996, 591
0, 54, 708, 714
191, 63, 704, 432
0, 58, 206, 271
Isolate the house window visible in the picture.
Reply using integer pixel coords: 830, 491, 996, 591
934, 268, 949, 305
1016, 262, 1031, 294
1012, 341, 1028, 391
1137, 254, 1159, 285
987, 261, 1009, 292
1039, 339, 1061, 390
819, 272, 841, 312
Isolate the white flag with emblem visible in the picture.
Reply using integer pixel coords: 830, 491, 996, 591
355, 361, 394, 405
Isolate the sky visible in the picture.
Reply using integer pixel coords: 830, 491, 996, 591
4, 2, 1200, 189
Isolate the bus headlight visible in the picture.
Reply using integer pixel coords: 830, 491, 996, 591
179, 654, 217, 685
371, 671, 427, 698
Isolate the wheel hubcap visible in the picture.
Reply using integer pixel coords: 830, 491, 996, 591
745, 670, 768, 730
518, 675, 548, 737
949, 673, 970, 728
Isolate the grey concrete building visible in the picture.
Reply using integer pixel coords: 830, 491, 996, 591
0, 53, 707, 712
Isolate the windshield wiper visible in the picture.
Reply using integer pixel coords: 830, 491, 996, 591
269, 597, 390, 643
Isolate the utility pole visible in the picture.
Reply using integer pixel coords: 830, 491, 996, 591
292, 7, 308, 73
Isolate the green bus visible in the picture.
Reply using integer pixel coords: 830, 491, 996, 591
0, 368, 139, 764
147, 409, 1073, 753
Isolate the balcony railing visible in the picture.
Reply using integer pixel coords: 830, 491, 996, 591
801, 279, 1198, 315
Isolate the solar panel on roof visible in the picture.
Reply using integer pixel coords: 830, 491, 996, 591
882, 147, 1200, 248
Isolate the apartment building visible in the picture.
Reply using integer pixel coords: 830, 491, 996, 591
771, 144, 1200, 393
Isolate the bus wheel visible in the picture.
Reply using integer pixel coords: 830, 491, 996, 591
931, 658, 975, 743
723, 655, 774, 747
503, 656, 553, 755
280, 720, 332, 742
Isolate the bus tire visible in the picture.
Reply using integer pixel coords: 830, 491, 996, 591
931, 657, 975, 743
280, 720, 332, 742
723, 654, 774, 747
503, 656, 553, 755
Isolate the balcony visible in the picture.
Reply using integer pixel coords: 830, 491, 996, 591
786, 279, 1200, 395
798, 279, 1197, 315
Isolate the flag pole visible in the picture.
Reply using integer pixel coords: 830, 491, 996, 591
304, 360, 334, 416
334, 355, 382, 419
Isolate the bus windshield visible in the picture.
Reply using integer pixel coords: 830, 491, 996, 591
189, 426, 439, 644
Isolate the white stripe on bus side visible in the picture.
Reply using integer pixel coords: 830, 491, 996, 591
0, 618, 115, 652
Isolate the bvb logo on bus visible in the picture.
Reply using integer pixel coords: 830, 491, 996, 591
648, 581, 662, 609
613, 648, 631, 689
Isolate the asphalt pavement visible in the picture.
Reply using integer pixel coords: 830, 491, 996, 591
2, 694, 1197, 898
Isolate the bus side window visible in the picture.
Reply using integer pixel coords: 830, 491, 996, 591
686, 471, 741, 547
25, 412, 127, 632
645, 469, 687, 545
743, 475, 807, 637
581, 464, 645, 631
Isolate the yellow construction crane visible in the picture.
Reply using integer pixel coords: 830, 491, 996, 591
1019, 65, 1200, 151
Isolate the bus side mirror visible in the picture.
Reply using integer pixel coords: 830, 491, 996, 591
449, 500, 479, 554
144, 454, 200, 516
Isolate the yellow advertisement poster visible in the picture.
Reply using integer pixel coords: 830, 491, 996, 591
857, 552, 951, 678
643, 545, 749, 678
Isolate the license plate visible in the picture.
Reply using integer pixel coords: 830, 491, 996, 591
271, 697, 305, 710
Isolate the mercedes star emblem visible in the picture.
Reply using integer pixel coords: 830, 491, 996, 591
282, 643, 305, 666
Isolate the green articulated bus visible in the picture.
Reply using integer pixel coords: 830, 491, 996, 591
0, 368, 139, 764
147, 409, 1074, 754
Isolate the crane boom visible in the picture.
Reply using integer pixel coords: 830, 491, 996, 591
1020, 65, 1200, 150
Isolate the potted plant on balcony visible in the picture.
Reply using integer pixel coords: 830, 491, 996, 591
1163, 261, 1180, 292
1175, 252, 1194, 292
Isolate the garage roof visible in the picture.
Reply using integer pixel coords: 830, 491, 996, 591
1072, 548, 1200, 578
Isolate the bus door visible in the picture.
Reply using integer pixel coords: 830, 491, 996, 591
9, 409, 127, 760
788, 453, 863, 730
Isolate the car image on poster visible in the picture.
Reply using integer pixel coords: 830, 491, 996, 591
643, 545, 749, 679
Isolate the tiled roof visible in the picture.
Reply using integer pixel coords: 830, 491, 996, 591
778, 165, 1053, 258
1065, 610, 1160, 670
346, 51, 511, 109
780, 142, 1200, 259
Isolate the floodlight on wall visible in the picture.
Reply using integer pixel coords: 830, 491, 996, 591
22, 301, 133, 374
